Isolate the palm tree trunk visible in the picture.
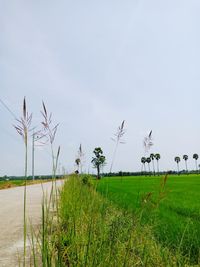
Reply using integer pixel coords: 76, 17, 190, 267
177, 163, 179, 173
144, 163, 146, 172
148, 163, 150, 173
141, 164, 143, 172
156, 160, 159, 175
152, 159, 155, 175
195, 160, 198, 172
148, 163, 151, 176
185, 160, 188, 172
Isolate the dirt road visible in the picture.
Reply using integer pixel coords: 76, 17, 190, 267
0, 181, 63, 267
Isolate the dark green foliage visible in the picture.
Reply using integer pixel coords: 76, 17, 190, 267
91, 147, 106, 179
81, 174, 91, 186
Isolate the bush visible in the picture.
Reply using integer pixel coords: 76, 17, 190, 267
81, 174, 92, 186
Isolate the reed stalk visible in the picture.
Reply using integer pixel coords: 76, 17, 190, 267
14, 97, 32, 266
110, 120, 126, 173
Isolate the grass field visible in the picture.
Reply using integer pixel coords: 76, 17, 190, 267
95, 174, 200, 264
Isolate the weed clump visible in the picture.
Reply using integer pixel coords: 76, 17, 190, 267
81, 174, 92, 186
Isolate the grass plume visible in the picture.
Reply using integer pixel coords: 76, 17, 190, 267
14, 97, 32, 266
110, 120, 126, 172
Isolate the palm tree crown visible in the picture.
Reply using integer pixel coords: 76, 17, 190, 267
146, 157, 151, 173
150, 153, 155, 160
155, 153, 160, 161
175, 156, 180, 163
141, 157, 146, 164
154, 153, 161, 174
146, 157, 151, 164
193, 154, 199, 160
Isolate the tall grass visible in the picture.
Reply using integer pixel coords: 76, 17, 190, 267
41, 101, 59, 181
29, 175, 193, 266
110, 120, 126, 173
14, 97, 32, 266
41, 102, 60, 214
14, 99, 60, 266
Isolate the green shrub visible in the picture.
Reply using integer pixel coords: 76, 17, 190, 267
81, 174, 92, 186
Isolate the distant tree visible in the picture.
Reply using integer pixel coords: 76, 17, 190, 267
174, 156, 181, 173
193, 154, 199, 172
91, 147, 106, 179
183, 155, 188, 172
75, 158, 81, 173
146, 157, 151, 173
155, 153, 161, 174
150, 153, 155, 175
141, 157, 146, 172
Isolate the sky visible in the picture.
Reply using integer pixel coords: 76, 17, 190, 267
1, 0, 200, 176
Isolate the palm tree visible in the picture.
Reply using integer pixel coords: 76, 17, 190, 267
154, 153, 161, 174
141, 157, 146, 172
193, 154, 199, 172
183, 155, 188, 172
174, 156, 181, 173
146, 157, 151, 173
150, 153, 155, 175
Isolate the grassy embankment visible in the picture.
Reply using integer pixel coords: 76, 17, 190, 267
32, 175, 194, 266
96, 174, 200, 265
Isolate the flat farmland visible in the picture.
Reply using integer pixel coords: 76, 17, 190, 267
0, 179, 51, 190
96, 175, 200, 263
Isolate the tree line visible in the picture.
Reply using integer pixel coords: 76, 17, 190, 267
141, 153, 200, 174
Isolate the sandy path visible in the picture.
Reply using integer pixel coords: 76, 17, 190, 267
0, 181, 63, 267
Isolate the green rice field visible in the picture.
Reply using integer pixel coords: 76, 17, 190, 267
96, 174, 200, 263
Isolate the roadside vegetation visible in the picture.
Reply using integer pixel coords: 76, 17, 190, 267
30, 174, 194, 266
5, 97, 199, 266
13, 98, 61, 267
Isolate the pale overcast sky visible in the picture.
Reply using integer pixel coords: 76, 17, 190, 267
1, 0, 200, 176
